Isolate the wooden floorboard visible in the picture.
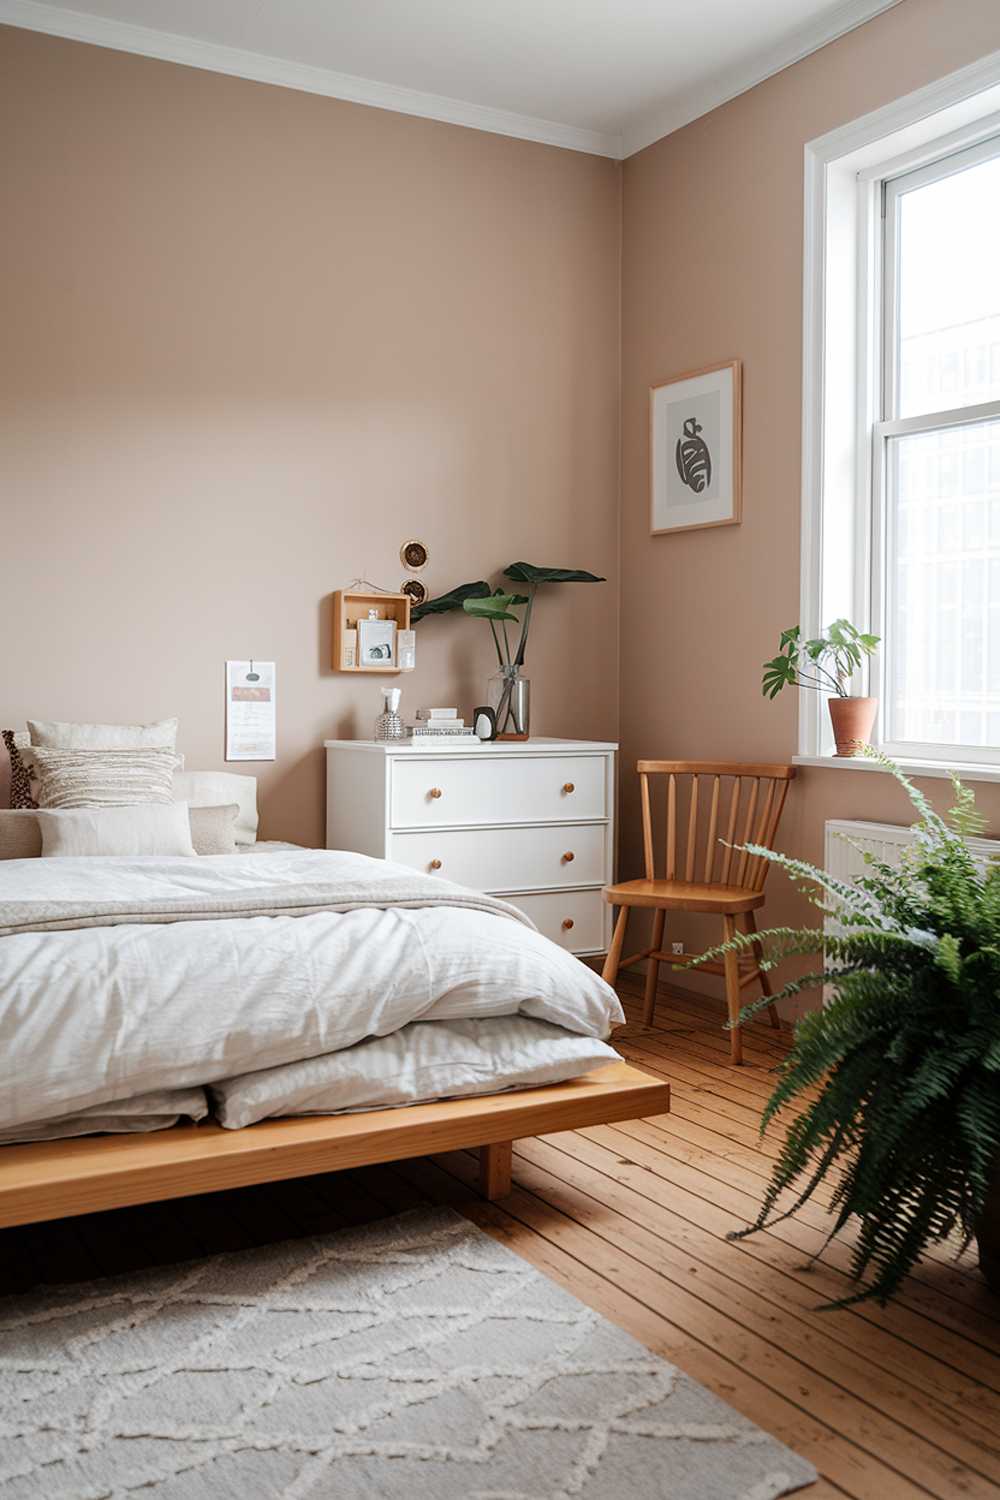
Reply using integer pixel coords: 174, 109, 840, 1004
1, 986, 999, 1497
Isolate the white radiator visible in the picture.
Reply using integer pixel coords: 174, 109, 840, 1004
825, 818, 1000, 884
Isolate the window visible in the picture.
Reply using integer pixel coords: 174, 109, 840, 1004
800, 57, 1000, 772
878, 139, 1000, 761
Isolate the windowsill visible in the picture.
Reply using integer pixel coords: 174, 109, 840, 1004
793, 754, 1000, 784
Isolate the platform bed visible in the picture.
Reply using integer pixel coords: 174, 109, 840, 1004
0, 1061, 669, 1229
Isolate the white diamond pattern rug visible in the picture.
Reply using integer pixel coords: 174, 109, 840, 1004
0, 1206, 817, 1499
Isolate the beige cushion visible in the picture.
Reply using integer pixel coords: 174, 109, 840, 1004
27, 716, 178, 750
36, 803, 197, 857
173, 770, 258, 845
0, 809, 43, 860
189, 804, 239, 856
28, 747, 181, 808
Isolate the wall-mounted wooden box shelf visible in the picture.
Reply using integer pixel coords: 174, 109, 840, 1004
332, 589, 411, 673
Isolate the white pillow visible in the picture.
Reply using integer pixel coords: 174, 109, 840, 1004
36, 803, 197, 858
173, 770, 258, 845
27, 717, 178, 749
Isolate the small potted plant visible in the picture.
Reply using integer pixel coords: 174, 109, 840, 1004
762, 619, 880, 755
698, 752, 1000, 1306
412, 563, 604, 739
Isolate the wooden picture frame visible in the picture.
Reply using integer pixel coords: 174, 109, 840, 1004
650, 359, 742, 536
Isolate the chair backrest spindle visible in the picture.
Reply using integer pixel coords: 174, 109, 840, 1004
684, 775, 699, 882
640, 772, 654, 880
703, 776, 721, 883
666, 774, 677, 880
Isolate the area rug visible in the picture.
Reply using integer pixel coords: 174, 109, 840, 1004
0, 1206, 817, 1499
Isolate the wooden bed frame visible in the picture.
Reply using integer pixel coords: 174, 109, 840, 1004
0, 1061, 669, 1229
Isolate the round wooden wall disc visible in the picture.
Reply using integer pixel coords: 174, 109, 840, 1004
400, 540, 428, 571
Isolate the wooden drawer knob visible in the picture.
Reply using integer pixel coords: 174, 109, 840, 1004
561, 918, 575, 931
429, 858, 442, 870
562, 782, 575, 794
429, 787, 443, 799
562, 851, 575, 863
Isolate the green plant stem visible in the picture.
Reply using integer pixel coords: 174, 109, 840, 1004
488, 620, 504, 668
500, 620, 512, 666
514, 584, 536, 667
795, 672, 849, 697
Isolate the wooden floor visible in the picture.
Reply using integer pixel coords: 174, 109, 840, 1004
3, 979, 1000, 1498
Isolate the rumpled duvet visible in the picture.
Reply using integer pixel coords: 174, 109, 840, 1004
0, 848, 623, 1139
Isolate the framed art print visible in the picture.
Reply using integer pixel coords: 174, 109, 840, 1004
650, 359, 742, 535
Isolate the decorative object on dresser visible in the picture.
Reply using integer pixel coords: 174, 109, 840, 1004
326, 737, 616, 956
374, 687, 406, 743
411, 562, 605, 740
331, 584, 412, 673
408, 705, 478, 745
650, 359, 742, 535
762, 619, 880, 756
601, 760, 796, 1064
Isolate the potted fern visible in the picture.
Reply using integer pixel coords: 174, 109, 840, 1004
762, 619, 879, 755
700, 751, 1000, 1306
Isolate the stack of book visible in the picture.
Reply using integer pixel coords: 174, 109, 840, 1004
409, 707, 478, 745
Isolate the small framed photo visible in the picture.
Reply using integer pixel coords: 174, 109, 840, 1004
357, 617, 397, 666
650, 359, 742, 535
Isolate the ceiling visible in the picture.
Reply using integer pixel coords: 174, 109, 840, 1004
1, 0, 901, 157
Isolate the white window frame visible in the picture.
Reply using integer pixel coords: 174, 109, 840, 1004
799, 47, 1000, 779
876, 135, 1000, 765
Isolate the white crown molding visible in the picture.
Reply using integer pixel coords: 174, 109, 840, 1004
0, 0, 623, 158
622, 0, 903, 158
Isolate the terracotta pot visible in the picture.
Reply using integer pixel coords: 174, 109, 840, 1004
827, 696, 877, 756
979, 1162, 1000, 1294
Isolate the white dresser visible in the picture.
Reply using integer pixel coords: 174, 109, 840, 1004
325, 737, 616, 956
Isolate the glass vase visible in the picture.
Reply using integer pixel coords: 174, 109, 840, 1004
488, 666, 530, 740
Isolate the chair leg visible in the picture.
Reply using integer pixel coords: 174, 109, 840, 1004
602, 906, 629, 988
722, 914, 743, 1066
642, 908, 666, 1026
744, 909, 781, 1030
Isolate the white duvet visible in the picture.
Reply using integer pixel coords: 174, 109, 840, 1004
0, 848, 623, 1137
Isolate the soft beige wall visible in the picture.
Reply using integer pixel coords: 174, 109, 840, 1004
0, 26, 620, 844
620, 0, 1000, 1008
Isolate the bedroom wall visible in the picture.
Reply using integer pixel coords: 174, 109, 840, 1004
619, 0, 1000, 1008
0, 26, 621, 845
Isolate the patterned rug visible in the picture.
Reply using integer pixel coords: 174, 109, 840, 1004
0, 1206, 817, 1499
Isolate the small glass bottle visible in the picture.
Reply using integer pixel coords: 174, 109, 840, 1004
374, 687, 406, 742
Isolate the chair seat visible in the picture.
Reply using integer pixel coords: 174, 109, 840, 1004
603, 878, 765, 914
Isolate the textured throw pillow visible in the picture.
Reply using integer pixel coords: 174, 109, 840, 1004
27, 716, 178, 750
189, 803, 239, 856
173, 770, 258, 845
27, 746, 181, 809
2, 731, 37, 809
35, 803, 197, 857
0, 809, 43, 860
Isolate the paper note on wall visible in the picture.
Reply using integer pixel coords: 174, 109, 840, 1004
226, 660, 276, 761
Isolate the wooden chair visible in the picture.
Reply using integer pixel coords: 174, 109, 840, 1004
602, 761, 796, 1064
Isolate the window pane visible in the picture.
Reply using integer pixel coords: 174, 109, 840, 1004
886, 419, 1000, 748
895, 148, 1000, 419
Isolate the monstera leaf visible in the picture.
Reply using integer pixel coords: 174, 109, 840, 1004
503, 563, 605, 585
410, 580, 490, 623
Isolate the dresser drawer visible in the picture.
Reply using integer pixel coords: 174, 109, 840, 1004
390, 753, 606, 829
389, 821, 607, 892
506, 888, 607, 955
